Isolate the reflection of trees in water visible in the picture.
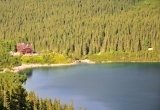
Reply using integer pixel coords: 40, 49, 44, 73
19, 69, 33, 78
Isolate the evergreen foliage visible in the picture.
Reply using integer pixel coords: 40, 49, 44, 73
1, 1, 159, 109
0, 42, 21, 68
0, 0, 159, 60
0, 72, 77, 110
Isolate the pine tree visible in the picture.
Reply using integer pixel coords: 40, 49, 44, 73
10, 84, 28, 110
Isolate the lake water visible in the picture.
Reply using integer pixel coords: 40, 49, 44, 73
23, 63, 160, 110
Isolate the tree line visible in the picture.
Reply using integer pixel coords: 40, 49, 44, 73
0, 72, 81, 110
0, 41, 21, 68
0, 0, 159, 59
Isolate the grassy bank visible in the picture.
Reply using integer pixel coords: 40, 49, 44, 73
21, 53, 72, 64
87, 51, 160, 63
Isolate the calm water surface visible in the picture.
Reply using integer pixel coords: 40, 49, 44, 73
24, 63, 160, 110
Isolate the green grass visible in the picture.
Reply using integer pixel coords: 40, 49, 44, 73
137, 0, 159, 5
87, 51, 160, 63
131, 0, 160, 10
21, 53, 72, 64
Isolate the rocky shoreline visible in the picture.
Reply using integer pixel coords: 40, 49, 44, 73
2, 59, 159, 73
13, 63, 75, 73
13, 59, 95, 73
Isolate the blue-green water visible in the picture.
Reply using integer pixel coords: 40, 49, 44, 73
24, 63, 160, 110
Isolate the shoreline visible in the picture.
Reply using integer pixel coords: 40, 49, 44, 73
13, 63, 76, 73
13, 59, 96, 73
2, 59, 159, 73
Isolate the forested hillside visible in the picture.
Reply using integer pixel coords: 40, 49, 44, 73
0, 0, 160, 59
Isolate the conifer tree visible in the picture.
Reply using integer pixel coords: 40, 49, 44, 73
10, 84, 28, 110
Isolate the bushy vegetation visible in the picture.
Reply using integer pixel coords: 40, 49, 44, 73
0, 0, 159, 60
21, 53, 72, 64
0, 42, 21, 68
88, 51, 160, 62
0, 72, 77, 110
0, 41, 71, 68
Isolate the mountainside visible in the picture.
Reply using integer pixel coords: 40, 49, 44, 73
0, 0, 160, 59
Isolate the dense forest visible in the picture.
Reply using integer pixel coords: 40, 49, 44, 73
0, 72, 77, 110
0, 0, 160, 109
0, 0, 159, 60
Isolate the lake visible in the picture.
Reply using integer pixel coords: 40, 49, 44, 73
23, 63, 160, 110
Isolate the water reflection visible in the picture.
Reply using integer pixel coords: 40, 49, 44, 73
24, 63, 160, 110
19, 68, 33, 78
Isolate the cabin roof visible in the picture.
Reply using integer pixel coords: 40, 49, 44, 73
17, 43, 32, 49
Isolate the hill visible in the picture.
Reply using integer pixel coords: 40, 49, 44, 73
0, 0, 160, 60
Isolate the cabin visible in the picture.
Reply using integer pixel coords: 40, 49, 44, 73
16, 43, 33, 55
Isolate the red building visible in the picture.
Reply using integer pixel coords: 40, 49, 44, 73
17, 43, 33, 54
